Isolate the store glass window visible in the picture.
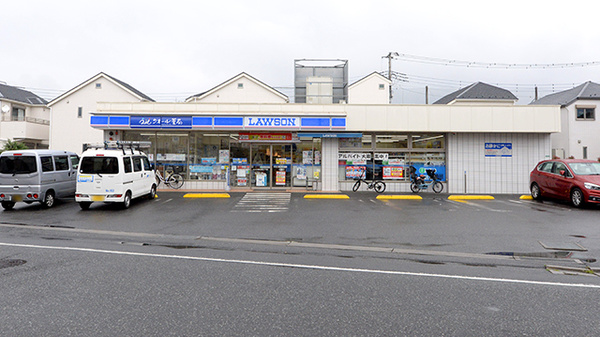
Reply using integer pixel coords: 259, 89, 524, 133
339, 135, 372, 149
412, 134, 445, 149
156, 133, 188, 179
189, 134, 229, 181
376, 135, 408, 149
292, 137, 322, 187
408, 152, 446, 181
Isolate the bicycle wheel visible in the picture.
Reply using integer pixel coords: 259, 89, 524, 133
432, 181, 444, 193
167, 173, 184, 189
410, 182, 420, 193
374, 181, 386, 193
352, 179, 361, 192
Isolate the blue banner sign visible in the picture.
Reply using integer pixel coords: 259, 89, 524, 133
485, 143, 512, 157
130, 116, 191, 129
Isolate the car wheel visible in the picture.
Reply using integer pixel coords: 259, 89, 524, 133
41, 191, 55, 208
122, 191, 132, 209
79, 202, 91, 210
148, 184, 157, 200
531, 183, 542, 200
571, 188, 584, 208
1, 201, 15, 210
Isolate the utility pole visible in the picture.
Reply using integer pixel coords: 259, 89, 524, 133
382, 52, 399, 103
426, 86, 429, 104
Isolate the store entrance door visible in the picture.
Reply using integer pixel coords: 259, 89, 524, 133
251, 144, 291, 189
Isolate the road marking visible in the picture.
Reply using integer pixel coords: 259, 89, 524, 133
183, 193, 230, 198
0, 241, 598, 289
232, 193, 291, 213
304, 194, 349, 199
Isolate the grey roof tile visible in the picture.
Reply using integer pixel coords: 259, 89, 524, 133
0, 83, 48, 105
531, 81, 600, 106
433, 82, 517, 104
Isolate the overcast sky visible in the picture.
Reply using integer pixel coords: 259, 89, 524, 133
2, 0, 600, 104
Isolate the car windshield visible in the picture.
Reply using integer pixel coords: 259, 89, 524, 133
80, 157, 119, 174
0, 156, 37, 174
568, 162, 600, 175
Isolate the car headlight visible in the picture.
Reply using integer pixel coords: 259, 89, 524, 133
584, 182, 600, 190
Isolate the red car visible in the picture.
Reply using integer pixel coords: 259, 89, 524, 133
530, 159, 600, 207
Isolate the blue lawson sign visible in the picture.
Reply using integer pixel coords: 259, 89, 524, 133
130, 116, 192, 129
485, 142, 512, 157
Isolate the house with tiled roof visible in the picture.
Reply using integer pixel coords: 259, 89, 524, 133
433, 82, 518, 105
531, 81, 600, 160
0, 83, 50, 148
48, 72, 154, 154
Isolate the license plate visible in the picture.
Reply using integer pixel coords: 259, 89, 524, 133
91, 195, 105, 201
12, 195, 23, 202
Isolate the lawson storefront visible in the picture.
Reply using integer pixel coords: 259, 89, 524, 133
91, 112, 357, 190
92, 102, 559, 194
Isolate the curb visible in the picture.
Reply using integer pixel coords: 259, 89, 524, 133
448, 195, 495, 200
304, 194, 350, 199
376, 195, 423, 200
183, 193, 231, 198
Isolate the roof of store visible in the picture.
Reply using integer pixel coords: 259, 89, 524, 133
530, 81, 600, 107
433, 82, 518, 104
0, 83, 48, 105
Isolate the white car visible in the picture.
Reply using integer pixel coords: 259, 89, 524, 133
76, 143, 156, 210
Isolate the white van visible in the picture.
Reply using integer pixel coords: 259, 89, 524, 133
0, 149, 80, 210
75, 142, 156, 210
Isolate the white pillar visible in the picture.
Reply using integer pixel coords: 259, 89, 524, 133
321, 138, 339, 191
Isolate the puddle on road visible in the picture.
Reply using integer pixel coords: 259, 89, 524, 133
0, 259, 26, 269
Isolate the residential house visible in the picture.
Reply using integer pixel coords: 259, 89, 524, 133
433, 82, 518, 105
531, 81, 600, 160
47, 72, 154, 154
0, 83, 50, 149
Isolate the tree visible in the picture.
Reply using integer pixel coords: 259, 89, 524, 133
0, 139, 28, 154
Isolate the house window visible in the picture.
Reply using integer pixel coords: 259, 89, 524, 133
11, 107, 25, 121
576, 107, 595, 120
77, 107, 83, 118
379, 84, 385, 90
237, 83, 244, 89
95, 83, 102, 89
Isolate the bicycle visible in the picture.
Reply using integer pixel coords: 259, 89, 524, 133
409, 167, 443, 193
155, 169, 185, 189
352, 171, 386, 193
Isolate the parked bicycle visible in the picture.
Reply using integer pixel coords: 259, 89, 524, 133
409, 166, 443, 193
352, 171, 386, 193
155, 169, 184, 189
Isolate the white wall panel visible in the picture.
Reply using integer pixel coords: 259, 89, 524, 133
447, 133, 551, 194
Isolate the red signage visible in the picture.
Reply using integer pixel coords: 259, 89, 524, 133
239, 133, 293, 142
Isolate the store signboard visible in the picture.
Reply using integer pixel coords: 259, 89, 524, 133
485, 143, 512, 157
245, 117, 300, 128
239, 133, 294, 142
130, 116, 192, 129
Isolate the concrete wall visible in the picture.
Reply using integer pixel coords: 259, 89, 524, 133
447, 133, 551, 194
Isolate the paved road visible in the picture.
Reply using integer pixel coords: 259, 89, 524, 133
1, 192, 599, 335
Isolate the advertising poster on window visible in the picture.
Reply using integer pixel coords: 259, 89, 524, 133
295, 165, 307, 180
276, 170, 286, 185
411, 164, 446, 181
219, 150, 230, 163
346, 166, 366, 179
383, 166, 404, 179
303, 151, 313, 165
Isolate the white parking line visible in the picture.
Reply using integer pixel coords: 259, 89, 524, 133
1, 242, 598, 289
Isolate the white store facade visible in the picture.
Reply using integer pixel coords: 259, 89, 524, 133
90, 102, 560, 194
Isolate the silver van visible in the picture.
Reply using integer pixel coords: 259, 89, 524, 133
0, 150, 80, 210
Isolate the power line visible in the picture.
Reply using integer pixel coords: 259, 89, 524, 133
396, 53, 600, 69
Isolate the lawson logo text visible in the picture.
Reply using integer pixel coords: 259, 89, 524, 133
245, 117, 299, 127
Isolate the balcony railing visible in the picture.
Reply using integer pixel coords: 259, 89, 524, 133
1, 116, 50, 125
